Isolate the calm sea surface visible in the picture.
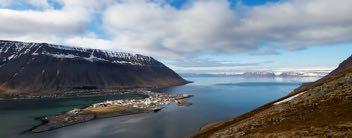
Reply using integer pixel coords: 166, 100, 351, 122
0, 76, 319, 138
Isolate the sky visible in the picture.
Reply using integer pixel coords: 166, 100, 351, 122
0, 0, 351, 73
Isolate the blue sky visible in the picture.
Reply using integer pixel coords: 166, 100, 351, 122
0, 0, 351, 73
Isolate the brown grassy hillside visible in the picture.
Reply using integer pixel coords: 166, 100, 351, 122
193, 55, 352, 138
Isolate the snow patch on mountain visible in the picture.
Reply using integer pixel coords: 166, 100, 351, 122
0, 40, 158, 66
274, 92, 305, 105
44, 53, 79, 59
181, 70, 330, 78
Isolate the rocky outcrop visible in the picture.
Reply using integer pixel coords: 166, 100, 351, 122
193, 54, 352, 138
0, 40, 187, 96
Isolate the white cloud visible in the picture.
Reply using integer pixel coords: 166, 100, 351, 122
0, 0, 351, 59
237, 0, 352, 50
64, 36, 114, 50
0, 0, 119, 55
101, 0, 352, 58
102, 0, 247, 57
0, 0, 111, 43
0, 8, 89, 35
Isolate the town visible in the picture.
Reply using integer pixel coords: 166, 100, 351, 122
30, 90, 193, 133
91, 91, 193, 110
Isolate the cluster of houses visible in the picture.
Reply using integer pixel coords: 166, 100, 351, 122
91, 91, 192, 109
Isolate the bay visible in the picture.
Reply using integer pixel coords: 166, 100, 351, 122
0, 76, 319, 138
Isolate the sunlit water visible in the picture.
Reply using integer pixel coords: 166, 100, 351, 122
0, 76, 320, 138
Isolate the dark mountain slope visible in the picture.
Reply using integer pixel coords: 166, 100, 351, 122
0, 40, 187, 96
193, 54, 352, 138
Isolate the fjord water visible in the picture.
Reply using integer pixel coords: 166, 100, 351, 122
0, 76, 319, 138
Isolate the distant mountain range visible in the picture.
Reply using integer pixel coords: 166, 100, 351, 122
0, 40, 187, 96
181, 71, 329, 78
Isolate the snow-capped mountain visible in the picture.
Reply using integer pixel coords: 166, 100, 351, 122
277, 71, 328, 77
0, 40, 158, 66
0, 40, 187, 94
242, 71, 328, 77
181, 71, 329, 78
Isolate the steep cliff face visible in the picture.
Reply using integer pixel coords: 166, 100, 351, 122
193, 54, 352, 138
0, 40, 187, 95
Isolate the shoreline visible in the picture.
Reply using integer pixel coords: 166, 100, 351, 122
30, 107, 153, 133
0, 91, 146, 101
0, 81, 193, 101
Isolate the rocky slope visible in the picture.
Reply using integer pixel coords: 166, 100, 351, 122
0, 40, 187, 96
291, 55, 352, 95
193, 54, 352, 138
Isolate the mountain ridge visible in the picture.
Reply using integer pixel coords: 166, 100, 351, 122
0, 40, 158, 66
180, 71, 329, 78
0, 40, 188, 96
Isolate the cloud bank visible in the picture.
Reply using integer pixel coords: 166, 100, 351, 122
0, 0, 351, 59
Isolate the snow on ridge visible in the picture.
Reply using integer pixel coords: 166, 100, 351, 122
44, 53, 79, 59
0, 40, 153, 60
242, 71, 328, 77
0, 40, 156, 66
0, 40, 39, 51
42, 52, 149, 65
43, 52, 112, 63
112, 60, 144, 66
47, 44, 90, 53
64, 46, 151, 62
7, 54, 16, 60
83, 51, 108, 62
44, 43, 153, 62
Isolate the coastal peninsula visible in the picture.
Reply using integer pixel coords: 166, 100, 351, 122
31, 90, 192, 133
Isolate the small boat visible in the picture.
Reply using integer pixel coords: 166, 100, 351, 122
153, 107, 164, 112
